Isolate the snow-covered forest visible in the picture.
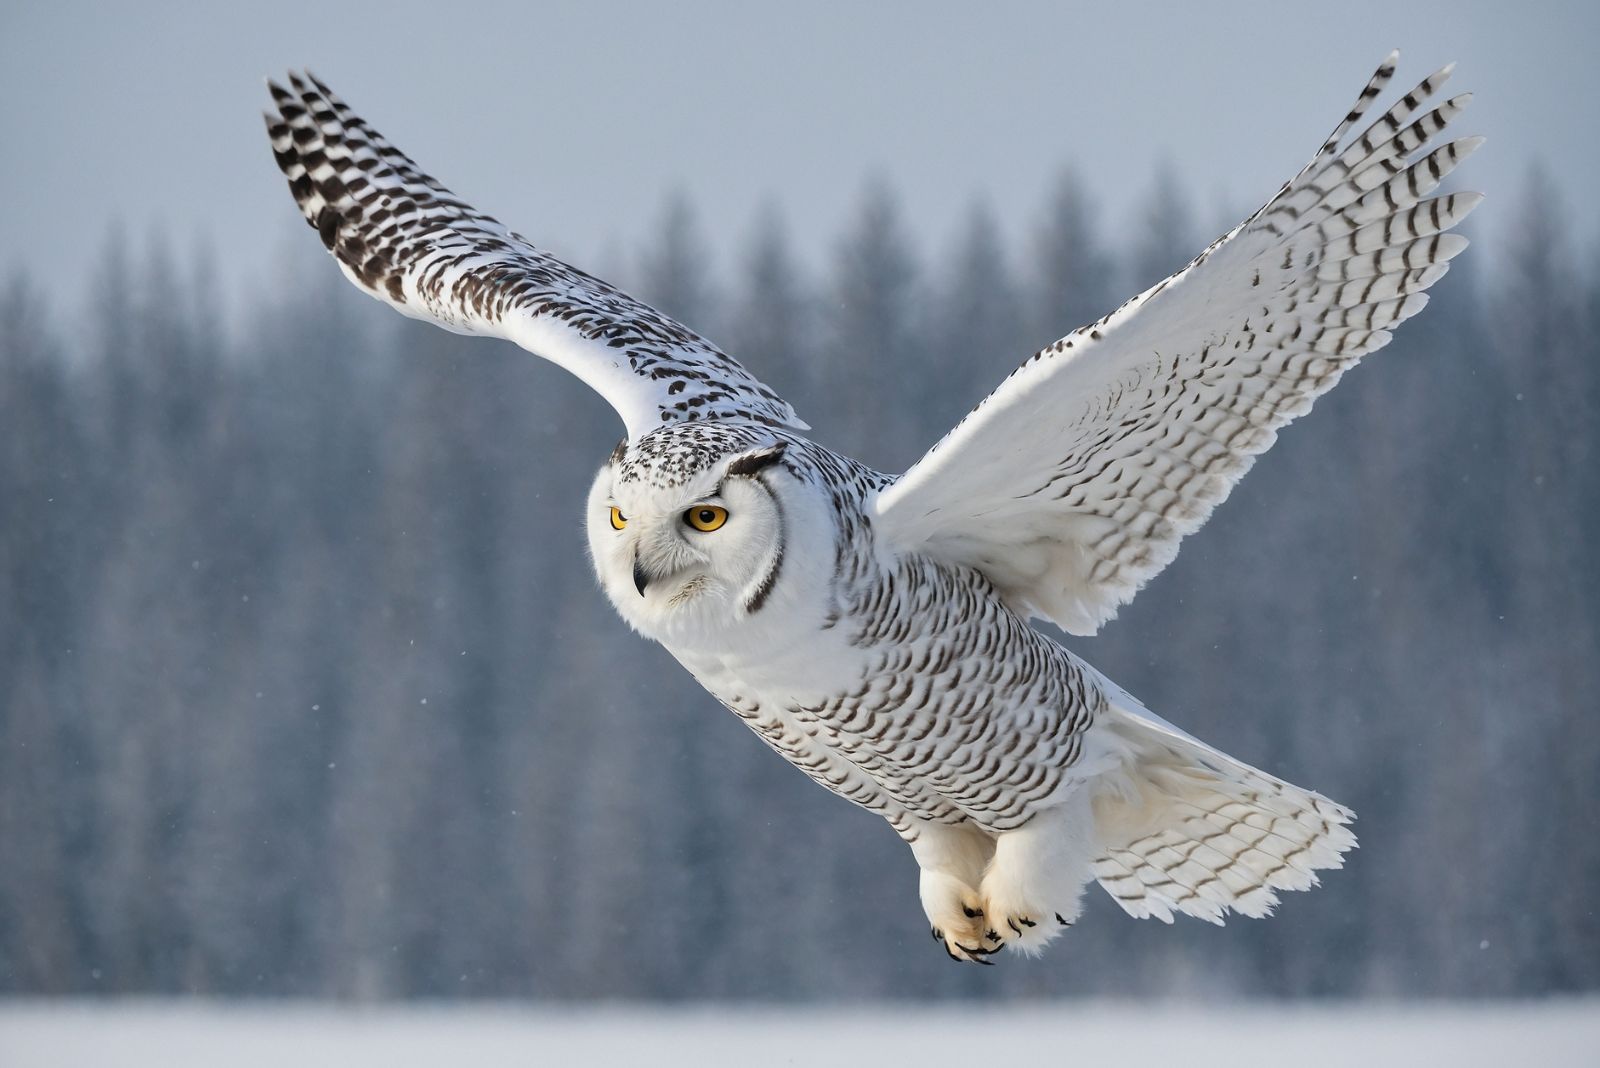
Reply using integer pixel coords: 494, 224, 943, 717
0, 167, 1594, 1001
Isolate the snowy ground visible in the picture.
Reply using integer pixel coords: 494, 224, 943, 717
2, 999, 1596, 1066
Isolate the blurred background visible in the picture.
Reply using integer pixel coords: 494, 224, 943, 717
1, 0, 1596, 1026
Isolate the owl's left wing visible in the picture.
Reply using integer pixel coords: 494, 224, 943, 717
264, 73, 805, 441
874, 54, 1481, 636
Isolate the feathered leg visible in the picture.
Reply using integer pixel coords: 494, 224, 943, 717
979, 786, 1097, 957
907, 819, 996, 963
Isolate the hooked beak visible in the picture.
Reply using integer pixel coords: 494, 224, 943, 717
632, 553, 650, 597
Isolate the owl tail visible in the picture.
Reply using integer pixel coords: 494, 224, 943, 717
1086, 681, 1356, 924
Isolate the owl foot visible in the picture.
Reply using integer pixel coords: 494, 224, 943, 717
930, 925, 995, 964
975, 905, 1076, 956
977, 796, 1094, 957
920, 870, 992, 964
909, 818, 1002, 963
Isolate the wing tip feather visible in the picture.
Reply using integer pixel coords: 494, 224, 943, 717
1453, 189, 1487, 217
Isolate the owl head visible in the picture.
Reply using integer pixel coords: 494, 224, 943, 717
587, 426, 823, 643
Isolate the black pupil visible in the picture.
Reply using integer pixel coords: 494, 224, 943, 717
699, 510, 715, 524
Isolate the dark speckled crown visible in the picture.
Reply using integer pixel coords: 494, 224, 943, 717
611, 422, 782, 490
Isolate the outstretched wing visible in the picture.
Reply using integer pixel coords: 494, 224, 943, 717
873, 53, 1481, 636
263, 73, 805, 440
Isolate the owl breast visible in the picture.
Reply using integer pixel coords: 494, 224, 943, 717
671, 544, 1107, 839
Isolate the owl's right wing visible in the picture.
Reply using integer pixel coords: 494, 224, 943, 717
264, 73, 806, 441
873, 54, 1480, 636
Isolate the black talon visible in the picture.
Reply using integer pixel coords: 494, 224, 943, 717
1055, 913, 1074, 926
985, 928, 1001, 943
1018, 917, 1036, 928
1007, 918, 1023, 936
955, 943, 995, 965
944, 944, 962, 963
932, 927, 943, 942
962, 905, 983, 918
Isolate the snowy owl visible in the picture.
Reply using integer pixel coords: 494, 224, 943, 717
265, 53, 1479, 963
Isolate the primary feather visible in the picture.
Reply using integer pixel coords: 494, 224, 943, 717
264, 72, 805, 440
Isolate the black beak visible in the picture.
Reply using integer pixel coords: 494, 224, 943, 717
632, 556, 649, 597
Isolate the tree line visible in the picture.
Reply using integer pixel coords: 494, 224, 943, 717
0, 165, 1595, 1000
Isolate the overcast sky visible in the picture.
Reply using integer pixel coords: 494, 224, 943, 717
5, 0, 1596, 324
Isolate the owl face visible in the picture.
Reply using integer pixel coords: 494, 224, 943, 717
586, 441, 797, 643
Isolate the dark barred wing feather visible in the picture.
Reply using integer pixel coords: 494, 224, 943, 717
264, 72, 805, 440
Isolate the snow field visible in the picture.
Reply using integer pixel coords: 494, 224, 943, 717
2, 998, 1596, 1067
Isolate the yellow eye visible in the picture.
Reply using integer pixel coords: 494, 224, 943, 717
685, 505, 728, 532
609, 506, 628, 530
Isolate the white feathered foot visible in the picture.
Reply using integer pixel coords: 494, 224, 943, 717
910, 820, 998, 963
977, 788, 1098, 957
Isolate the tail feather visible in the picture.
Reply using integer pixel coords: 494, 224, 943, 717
1089, 686, 1356, 925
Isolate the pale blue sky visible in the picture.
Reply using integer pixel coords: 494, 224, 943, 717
4, 0, 1595, 320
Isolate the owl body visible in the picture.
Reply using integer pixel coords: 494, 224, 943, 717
267, 54, 1476, 962
586, 425, 1163, 952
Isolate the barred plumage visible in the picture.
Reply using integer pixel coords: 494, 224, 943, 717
264, 52, 1476, 964
264, 73, 805, 439
874, 53, 1481, 640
